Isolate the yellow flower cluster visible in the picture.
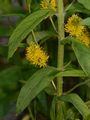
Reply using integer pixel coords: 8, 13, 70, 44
79, 30, 90, 47
40, 0, 48, 9
50, 0, 56, 10
26, 42, 49, 67
65, 15, 85, 37
65, 15, 90, 47
40, 0, 56, 10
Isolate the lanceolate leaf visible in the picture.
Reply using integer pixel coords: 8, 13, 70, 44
65, 2, 90, 15
50, 97, 56, 120
77, 0, 90, 10
16, 66, 59, 114
72, 40, 90, 76
61, 37, 90, 76
59, 69, 86, 77
59, 93, 90, 119
8, 9, 54, 58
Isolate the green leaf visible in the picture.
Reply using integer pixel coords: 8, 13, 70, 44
56, 102, 66, 120
50, 98, 66, 120
72, 40, 90, 76
61, 37, 90, 76
77, 0, 90, 10
66, 108, 75, 120
8, 9, 54, 58
80, 18, 90, 27
16, 66, 59, 114
59, 69, 86, 77
66, 2, 90, 15
37, 91, 49, 116
50, 97, 56, 120
59, 93, 90, 119
85, 114, 90, 120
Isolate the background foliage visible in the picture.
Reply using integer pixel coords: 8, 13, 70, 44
0, 0, 90, 120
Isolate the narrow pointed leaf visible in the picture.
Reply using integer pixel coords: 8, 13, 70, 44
59, 69, 86, 77
59, 93, 90, 119
77, 0, 90, 10
72, 40, 90, 76
16, 66, 59, 114
61, 37, 90, 76
50, 97, 56, 120
8, 9, 54, 58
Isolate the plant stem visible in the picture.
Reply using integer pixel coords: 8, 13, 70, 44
49, 16, 58, 33
57, 0, 64, 95
32, 31, 38, 44
27, 1, 37, 44
28, 107, 35, 120
57, 0, 64, 110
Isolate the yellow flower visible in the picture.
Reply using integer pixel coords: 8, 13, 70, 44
40, 0, 56, 10
26, 42, 49, 67
79, 30, 90, 47
65, 15, 85, 37
40, 0, 49, 9
50, 0, 56, 10
65, 14, 90, 47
